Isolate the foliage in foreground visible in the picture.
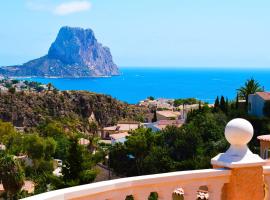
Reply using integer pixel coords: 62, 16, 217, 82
110, 107, 228, 176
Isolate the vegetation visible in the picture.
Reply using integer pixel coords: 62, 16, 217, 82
0, 119, 104, 197
0, 152, 24, 199
147, 96, 155, 100
174, 98, 199, 107
109, 78, 268, 177
263, 101, 270, 117
0, 90, 147, 129
237, 78, 263, 108
110, 106, 228, 176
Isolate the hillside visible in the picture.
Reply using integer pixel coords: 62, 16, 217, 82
0, 90, 146, 131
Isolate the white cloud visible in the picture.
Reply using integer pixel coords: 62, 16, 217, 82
54, 1, 91, 16
25, 0, 91, 16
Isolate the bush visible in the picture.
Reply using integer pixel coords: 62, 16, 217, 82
79, 169, 97, 184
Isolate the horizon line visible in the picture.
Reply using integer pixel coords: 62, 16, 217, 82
119, 66, 270, 69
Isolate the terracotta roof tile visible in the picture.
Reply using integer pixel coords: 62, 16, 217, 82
256, 92, 270, 101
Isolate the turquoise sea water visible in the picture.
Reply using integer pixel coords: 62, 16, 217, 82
22, 67, 270, 104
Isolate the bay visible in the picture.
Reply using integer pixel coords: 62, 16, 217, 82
21, 67, 270, 104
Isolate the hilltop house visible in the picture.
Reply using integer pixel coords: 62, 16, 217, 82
248, 92, 270, 117
101, 121, 140, 139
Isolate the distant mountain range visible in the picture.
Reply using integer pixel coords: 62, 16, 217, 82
0, 26, 119, 77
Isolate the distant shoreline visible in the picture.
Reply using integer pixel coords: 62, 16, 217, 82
10, 75, 120, 79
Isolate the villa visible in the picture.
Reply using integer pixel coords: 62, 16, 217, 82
139, 98, 174, 110
22, 118, 270, 200
110, 132, 130, 145
248, 91, 270, 117
101, 121, 140, 139
144, 119, 184, 132
156, 110, 181, 120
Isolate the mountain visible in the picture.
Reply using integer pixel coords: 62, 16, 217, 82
0, 26, 119, 77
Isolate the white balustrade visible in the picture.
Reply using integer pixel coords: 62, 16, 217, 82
22, 168, 230, 200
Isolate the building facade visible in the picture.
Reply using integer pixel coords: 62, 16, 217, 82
248, 92, 270, 117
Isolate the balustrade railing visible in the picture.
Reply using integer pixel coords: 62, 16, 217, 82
23, 168, 230, 200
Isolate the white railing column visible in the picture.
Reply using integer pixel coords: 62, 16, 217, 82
211, 118, 265, 200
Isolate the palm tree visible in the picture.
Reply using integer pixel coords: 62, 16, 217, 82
237, 78, 263, 108
0, 153, 24, 200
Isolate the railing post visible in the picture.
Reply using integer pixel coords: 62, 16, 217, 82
211, 118, 265, 200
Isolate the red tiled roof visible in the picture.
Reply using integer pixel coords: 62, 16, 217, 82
78, 138, 90, 146
110, 132, 129, 140
256, 92, 270, 101
257, 135, 270, 142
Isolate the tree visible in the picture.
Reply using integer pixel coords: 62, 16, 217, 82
0, 153, 24, 199
44, 137, 57, 160
89, 122, 98, 136
214, 96, 220, 111
125, 128, 154, 175
23, 134, 45, 160
236, 94, 239, 109
263, 101, 270, 117
47, 83, 53, 91
152, 110, 157, 122
8, 87, 16, 94
62, 137, 83, 181
225, 97, 229, 114
220, 96, 226, 112
148, 96, 155, 100
237, 78, 263, 108
0, 120, 17, 140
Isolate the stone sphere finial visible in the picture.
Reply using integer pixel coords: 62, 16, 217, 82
225, 118, 253, 146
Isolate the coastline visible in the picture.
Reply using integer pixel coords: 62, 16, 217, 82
9, 67, 270, 105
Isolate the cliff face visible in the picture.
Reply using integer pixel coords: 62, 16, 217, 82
0, 91, 146, 131
0, 27, 119, 77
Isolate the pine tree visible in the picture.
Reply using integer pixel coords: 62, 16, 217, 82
152, 110, 157, 122
225, 97, 229, 114
63, 138, 83, 181
236, 94, 239, 109
0, 153, 24, 199
214, 96, 220, 111
220, 96, 226, 112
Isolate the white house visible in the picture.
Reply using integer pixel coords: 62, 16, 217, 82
110, 132, 129, 145
144, 120, 184, 132
248, 92, 270, 117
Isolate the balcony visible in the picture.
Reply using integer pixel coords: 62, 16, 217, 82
22, 118, 268, 200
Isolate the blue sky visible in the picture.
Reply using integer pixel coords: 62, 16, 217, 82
0, 0, 270, 67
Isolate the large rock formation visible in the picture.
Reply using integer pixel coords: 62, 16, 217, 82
0, 26, 119, 77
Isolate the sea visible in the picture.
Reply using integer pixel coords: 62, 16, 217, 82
20, 67, 270, 104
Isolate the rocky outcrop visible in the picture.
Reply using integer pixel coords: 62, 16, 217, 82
0, 91, 146, 131
0, 26, 119, 77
